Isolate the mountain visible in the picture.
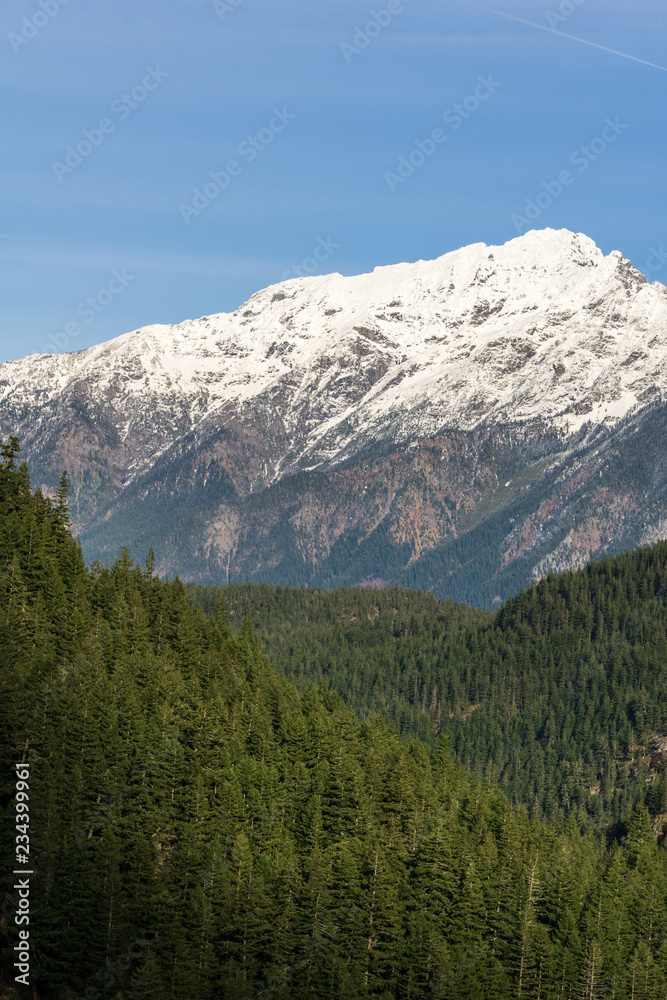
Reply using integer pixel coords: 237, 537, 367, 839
2, 228, 667, 604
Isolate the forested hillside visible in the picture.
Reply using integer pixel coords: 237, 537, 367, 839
188, 543, 667, 832
3, 436, 667, 999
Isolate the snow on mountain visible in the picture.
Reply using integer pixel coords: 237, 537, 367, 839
2, 228, 666, 483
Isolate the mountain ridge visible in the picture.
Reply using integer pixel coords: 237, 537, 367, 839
2, 228, 667, 602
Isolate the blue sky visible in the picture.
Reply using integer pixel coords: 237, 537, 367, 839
1, 0, 665, 362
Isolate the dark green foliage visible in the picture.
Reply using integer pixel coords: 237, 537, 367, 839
3, 439, 667, 999
188, 542, 667, 830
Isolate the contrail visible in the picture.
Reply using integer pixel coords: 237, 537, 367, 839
457, 0, 667, 74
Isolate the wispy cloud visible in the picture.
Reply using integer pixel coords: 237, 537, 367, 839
457, 0, 667, 73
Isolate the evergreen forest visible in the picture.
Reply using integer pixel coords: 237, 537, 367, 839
2, 436, 667, 1000
187, 557, 667, 831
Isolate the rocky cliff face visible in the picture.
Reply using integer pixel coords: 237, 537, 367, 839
2, 228, 667, 605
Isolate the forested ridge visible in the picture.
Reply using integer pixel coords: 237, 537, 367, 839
188, 548, 667, 831
3, 436, 667, 999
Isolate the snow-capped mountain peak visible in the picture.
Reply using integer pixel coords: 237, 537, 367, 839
2, 228, 666, 479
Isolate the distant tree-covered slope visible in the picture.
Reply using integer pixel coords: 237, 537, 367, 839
188, 547, 667, 831
4, 436, 667, 1000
